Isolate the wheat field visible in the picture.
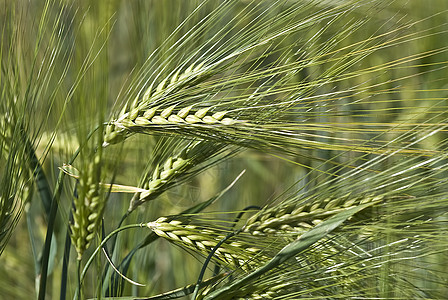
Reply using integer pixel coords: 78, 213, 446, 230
1, 0, 448, 299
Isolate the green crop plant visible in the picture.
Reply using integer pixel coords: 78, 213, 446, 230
1, 0, 448, 299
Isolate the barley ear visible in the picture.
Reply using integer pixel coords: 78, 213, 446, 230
70, 149, 106, 260
146, 217, 263, 270
128, 141, 222, 212
243, 194, 383, 237
103, 62, 245, 146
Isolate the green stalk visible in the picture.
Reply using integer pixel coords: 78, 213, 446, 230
76, 259, 82, 300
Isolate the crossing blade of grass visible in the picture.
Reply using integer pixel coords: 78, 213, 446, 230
203, 202, 376, 300
23, 130, 56, 287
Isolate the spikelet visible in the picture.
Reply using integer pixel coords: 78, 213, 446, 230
70, 149, 105, 260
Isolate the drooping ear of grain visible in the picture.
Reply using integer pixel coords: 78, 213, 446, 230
104, 105, 242, 147
146, 216, 264, 271
243, 194, 383, 237
103, 62, 233, 146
